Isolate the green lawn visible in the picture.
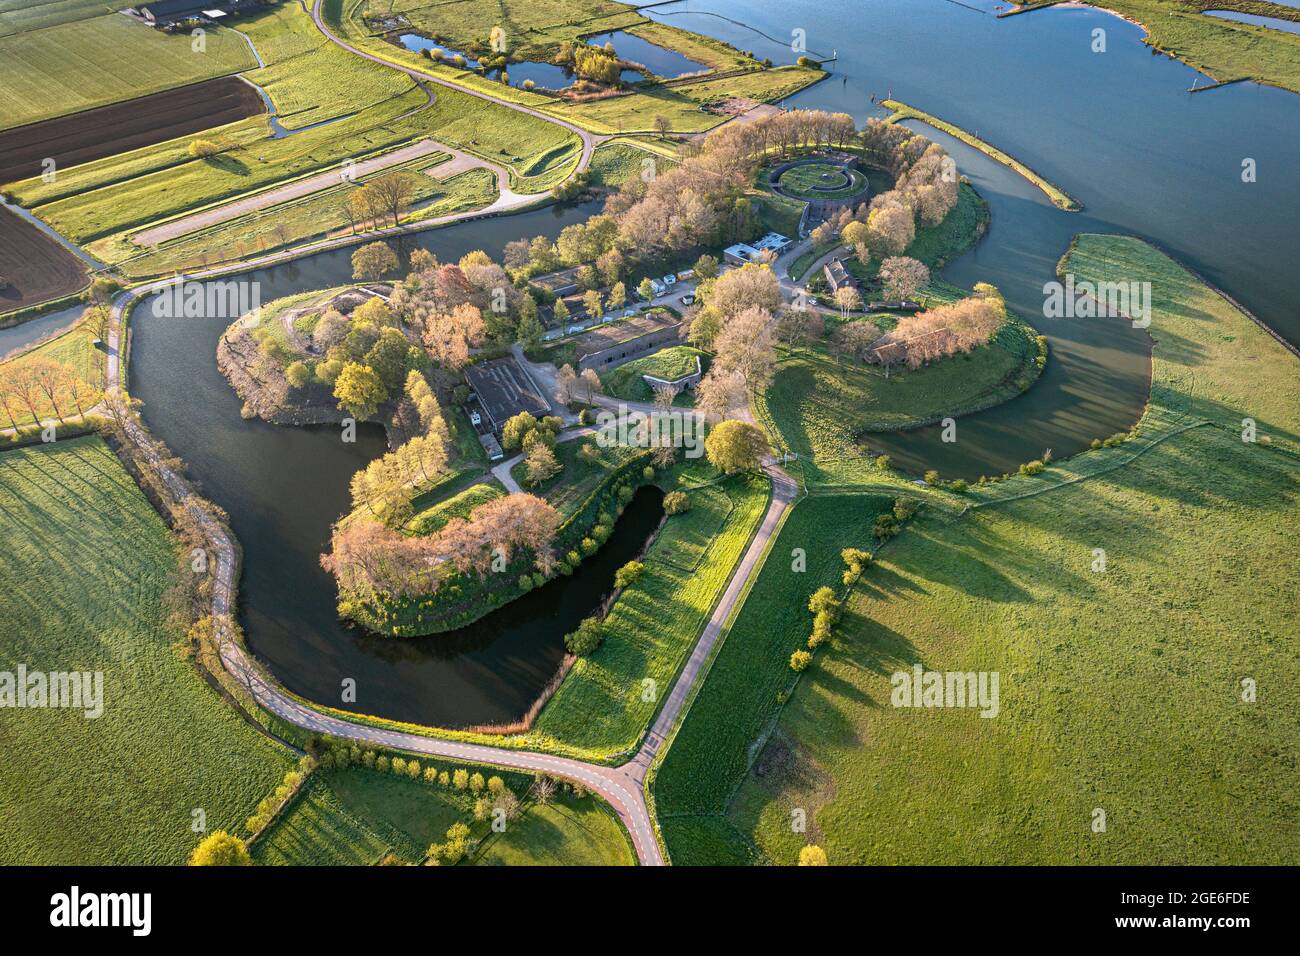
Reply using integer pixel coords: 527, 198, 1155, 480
475, 800, 635, 866
253, 768, 478, 865
512, 437, 642, 515
655, 494, 896, 865
253, 763, 633, 865
406, 481, 504, 535
0, 15, 257, 130
600, 345, 707, 403
658, 235, 1300, 865
0, 437, 290, 864
588, 142, 675, 189
753, 312, 1042, 488
533, 470, 771, 758
1077, 0, 1300, 95
777, 163, 868, 200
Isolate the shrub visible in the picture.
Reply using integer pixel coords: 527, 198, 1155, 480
565, 616, 604, 656
874, 514, 899, 541
470, 772, 485, 793
189, 831, 252, 866
453, 769, 469, 790
187, 138, 222, 158
948, 479, 968, 493
790, 650, 813, 672
874, 454, 892, 471
808, 586, 840, 617
376, 756, 390, 772
893, 498, 919, 521
663, 490, 689, 514
923, 469, 940, 485
391, 757, 407, 775
642, 465, 655, 480
614, 560, 645, 589
424, 766, 438, 784
1019, 459, 1046, 476
799, 845, 828, 866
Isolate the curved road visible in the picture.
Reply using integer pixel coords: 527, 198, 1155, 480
308, 0, 605, 177
79, 2, 795, 867
103, 269, 797, 865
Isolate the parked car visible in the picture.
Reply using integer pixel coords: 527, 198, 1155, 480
623, 307, 637, 317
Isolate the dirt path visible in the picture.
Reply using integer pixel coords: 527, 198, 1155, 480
132, 140, 449, 247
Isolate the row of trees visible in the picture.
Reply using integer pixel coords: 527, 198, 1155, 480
0, 356, 100, 431
338, 171, 420, 234
322, 491, 561, 601
866, 283, 1006, 368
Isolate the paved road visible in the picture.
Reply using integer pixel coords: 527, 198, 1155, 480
102, 256, 798, 868
308, 0, 605, 176
79, 7, 804, 866
133, 140, 451, 246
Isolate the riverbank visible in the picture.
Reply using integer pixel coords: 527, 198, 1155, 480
654, 233, 1300, 865
883, 99, 1083, 211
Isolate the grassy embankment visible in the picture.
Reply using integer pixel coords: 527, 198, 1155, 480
0, 14, 256, 130
0, 437, 290, 864
1053, 1, 1300, 96
656, 234, 1300, 865
252, 764, 634, 865
753, 307, 1044, 489
883, 99, 1082, 211
532, 468, 771, 758
600, 345, 708, 404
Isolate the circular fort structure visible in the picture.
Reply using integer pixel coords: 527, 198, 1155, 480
768, 152, 871, 219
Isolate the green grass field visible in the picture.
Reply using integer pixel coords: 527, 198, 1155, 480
406, 481, 504, 536
600, 346, 706, 402
475, 799, 634, 865
253, 768, 478, 864
0, 0, 114, 36
12, 1, 578, 259
658, 235, 1300, 865
753, 312, 1041, 488
0, 437, 290, 864
655, 493, 896, 864
253, 764, 634, 865
1078, 0, 1300, 95
0, 15, 257, 130
533, 470, 771, 757
588, 141, 675, 188
777, 163, 868, 200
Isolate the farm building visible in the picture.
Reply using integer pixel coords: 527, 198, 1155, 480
463, 357, 551, 436
571, 311, 682, 372
722, 232, 792, 265
128, 0, 256, 27
823, 258, 858, 292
